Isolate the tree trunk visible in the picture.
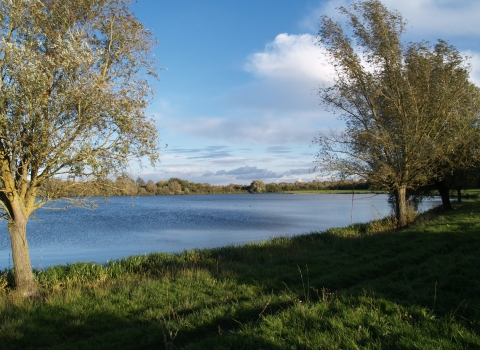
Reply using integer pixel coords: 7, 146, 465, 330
396, 185, 408, 228
8, 212, 38, 297
456, 187, 462, 203
436, 180, 453, 211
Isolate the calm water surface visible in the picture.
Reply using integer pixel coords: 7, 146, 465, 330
0, 194, 440, 269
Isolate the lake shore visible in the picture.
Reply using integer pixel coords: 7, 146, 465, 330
283, 189, 385, 194
3, 193, 428, 270
1, 199, 479, 349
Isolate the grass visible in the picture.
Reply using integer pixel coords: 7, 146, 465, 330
0, 200, 479, 349
284, 187, 480, 196
282, 189, 384, 194
463, 189, 480, 200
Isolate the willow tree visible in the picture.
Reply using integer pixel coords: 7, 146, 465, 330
314, 0, 479, 227
0, 0, 159, 296
404, 42, 480, 210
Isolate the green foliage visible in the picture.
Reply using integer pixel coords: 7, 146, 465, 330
249, 180, 266, 194
39, 177, 375, 197
0, 200, 479, 348
265, 183, 280, 192
314, 0, 480, 226
0, 0, 161, 294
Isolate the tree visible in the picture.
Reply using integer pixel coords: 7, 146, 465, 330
249, 180, 266, 194
145, 179, 157, 194
115, 176, 139, 196
451, 166, 480, 203
167, 180, 183, 195
136, 177, 146, 188
265, 183, 279, 193
0, 0, 159, 296
314, 0, 479, 227
405, 43, 480, 211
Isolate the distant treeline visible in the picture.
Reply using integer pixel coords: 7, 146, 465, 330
38, 177, 371, 198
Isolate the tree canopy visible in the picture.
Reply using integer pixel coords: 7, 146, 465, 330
314, 0, 480, 226
0, 0, 159, 296
249, 180, 266, 194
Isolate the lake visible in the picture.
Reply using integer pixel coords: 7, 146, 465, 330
0, 194, 441, 269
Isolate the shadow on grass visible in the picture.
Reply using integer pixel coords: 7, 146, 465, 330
0, 295, 294, 349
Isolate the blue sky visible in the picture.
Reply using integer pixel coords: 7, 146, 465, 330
129, 0, 480, 185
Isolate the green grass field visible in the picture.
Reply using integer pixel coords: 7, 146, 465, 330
0, 199, 479, 349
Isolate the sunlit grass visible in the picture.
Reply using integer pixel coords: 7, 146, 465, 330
0, 200, 479, 349
283, 189, 384, 194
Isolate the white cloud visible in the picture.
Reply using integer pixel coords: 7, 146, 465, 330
166, 32, 339, 146
266, 146, 292, 154
302, 0, 480, 40
211, 166, 282, 180
245, 33, 332, 83
158, 32, 341, 149
285, 168, 312, 176
173, 114, 332, 145
140, 0, 480, 186
465, 51, 480, 86
381, 0, 480, 38
203, 165, 316, 182
210, 157, 250, 165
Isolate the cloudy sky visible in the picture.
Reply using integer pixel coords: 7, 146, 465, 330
130, 0, 480, 185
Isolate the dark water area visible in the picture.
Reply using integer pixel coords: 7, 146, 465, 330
0, 194, 441, 269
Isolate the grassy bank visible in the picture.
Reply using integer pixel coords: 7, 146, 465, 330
0, 201, 479, 349
283, 189, 384, 194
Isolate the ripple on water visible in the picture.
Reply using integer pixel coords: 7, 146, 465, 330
0, 194, 441, 269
